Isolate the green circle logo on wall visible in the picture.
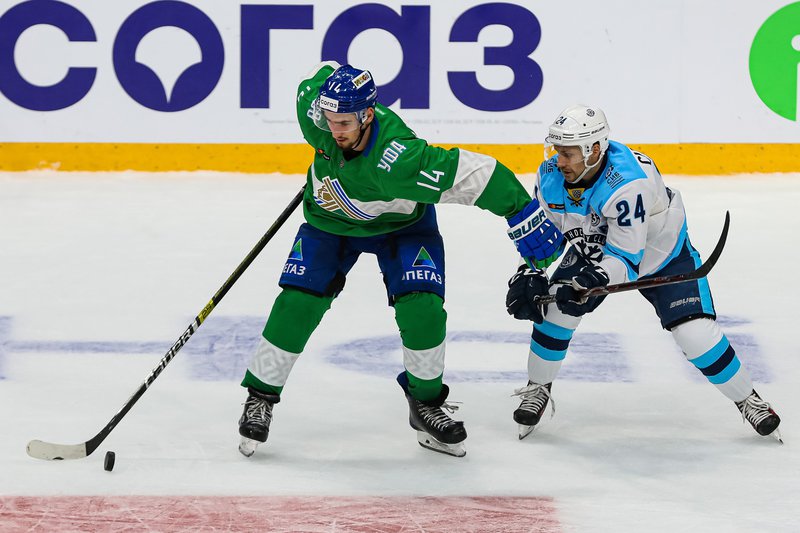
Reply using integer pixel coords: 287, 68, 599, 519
750, 2, 800, 121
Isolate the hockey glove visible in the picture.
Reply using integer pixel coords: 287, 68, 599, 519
555, 263, 610, 317
528, 249, 561, 270
507, 199, 564, 263
506, 265, 549, 323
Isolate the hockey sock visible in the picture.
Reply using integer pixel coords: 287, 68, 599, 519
241, 338, 298, 395
527, 317, 577, 384
394, 292, 446, 401
241, 288, 335, 395
671, 318, 754, 401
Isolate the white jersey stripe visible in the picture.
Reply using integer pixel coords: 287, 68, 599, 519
439, 149, 496, 206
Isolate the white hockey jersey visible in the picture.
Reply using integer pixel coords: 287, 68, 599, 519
535, 141, 688, 285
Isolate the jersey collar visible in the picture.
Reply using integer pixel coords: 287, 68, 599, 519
362, 117, 380, 157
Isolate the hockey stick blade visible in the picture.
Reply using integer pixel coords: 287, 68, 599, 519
535, 211, 730, 305
27, 440, 89, 461
26, 381, 149, 460
26, 187, 305, 461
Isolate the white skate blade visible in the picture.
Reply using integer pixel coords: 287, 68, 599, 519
416, 430, 466, 457
769, 428, 784, 444
238, 437, 260, 457
518, 424, 537, 440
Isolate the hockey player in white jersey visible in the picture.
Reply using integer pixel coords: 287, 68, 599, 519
505, 104, 781, 441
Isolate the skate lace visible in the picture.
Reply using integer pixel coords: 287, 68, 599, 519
243, 396, 273, 425
512, 383, 555, 418
418, 401, 460, 431
737, 394, 772, 428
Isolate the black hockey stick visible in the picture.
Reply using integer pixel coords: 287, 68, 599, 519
26, 186, 306, 461
534, 211, 730, 305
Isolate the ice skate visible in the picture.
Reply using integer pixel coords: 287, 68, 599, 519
397, 373, 467, 457
238, 387, 280, 457
736, 389, 782, 443
512, 381, 554, 440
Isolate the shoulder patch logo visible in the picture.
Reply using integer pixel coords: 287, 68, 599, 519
412, 247, 436, 269
604, 164, 624, 188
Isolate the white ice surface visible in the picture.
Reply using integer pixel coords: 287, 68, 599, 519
0, 171, 798, 532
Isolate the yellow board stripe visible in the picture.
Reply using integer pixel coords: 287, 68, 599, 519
1, 142, 798, 175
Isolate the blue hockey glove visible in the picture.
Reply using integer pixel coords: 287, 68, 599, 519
555, 263, 610, 317
506, 265, 548, 323
507, 199, 564, 262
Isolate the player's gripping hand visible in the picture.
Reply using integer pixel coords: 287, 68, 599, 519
506, 265, 549, 323
507, 199, 563, 263
555, 264, 609, 317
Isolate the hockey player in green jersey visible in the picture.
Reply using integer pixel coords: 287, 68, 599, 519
237, 62, 563, 458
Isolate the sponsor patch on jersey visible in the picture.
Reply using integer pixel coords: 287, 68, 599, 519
412, 247, 436, 269
316, 148, 331, 161
288, 239, 303, 261
548, 203, 565, 210
401, 269, 443, 284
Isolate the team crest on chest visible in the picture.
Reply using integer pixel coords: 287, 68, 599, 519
315, 176, 376, 221
567, 187, 585, 207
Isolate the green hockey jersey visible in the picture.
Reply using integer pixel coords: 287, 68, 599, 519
296, 63, 531, 237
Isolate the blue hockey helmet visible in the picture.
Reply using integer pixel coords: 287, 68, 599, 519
313, 64, 377, 132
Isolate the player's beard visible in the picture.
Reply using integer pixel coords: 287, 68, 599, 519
335, 136, 356, 150
335, 124, 368, 151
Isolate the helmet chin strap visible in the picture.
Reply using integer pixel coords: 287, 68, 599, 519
567, 150, 605, 184
353, 123, 369, 149
341, 123, 370, 156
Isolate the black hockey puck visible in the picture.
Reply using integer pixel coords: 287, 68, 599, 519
104, 451, 115, 472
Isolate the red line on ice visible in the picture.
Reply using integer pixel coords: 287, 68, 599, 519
1, 495, 560, 532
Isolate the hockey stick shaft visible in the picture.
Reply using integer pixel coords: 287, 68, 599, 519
26, 186, 306, 461
534, 211, 729, 306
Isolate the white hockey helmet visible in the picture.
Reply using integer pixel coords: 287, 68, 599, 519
545, 105, 610, 158
544, 105, 610, 183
